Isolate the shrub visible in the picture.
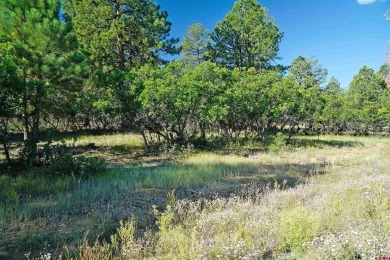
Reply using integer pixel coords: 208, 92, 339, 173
36, 143, 107, 180
78, 156, 108, 179
268, 132, 287, 152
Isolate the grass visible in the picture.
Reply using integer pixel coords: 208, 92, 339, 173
73, 135, 390, 259
65, 133, 144, 148
0, 134, 389, 258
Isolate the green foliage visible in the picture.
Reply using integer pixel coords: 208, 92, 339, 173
65, 0, 179, 70
210, 0, 283, 69
268, 132, 287, 152
287, 56, 329, 131
181, 61, 232, 124
0, 0, 87, 164
344, 66, 389, 128
138, 61, 232, 143
0, 35, 22, 162
289, 56, 328, 88
0, 35, 21, 118
324, 76, 343, 95
21, 143, 109, 180
80, 156, 108, 179
1, 0, 389, 167
180, 23, 210, 67
268, 76, 300, 128
63, 0, 179, 132
320, 77, 345, 133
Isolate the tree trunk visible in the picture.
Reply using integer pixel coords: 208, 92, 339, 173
22, 92, 29, 142
2, 140, 12, 164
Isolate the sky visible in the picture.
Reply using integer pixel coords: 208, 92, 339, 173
156, 0, 390, 89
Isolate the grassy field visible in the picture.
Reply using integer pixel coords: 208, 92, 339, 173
0, 135, 389, 259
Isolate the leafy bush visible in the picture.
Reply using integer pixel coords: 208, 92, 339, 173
78, 156, 108, 179
36, 143, 107, 179
268, 132, 287, 152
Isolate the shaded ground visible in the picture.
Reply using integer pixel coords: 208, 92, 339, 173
0, 135, 384, 259
0, 163, 325, 259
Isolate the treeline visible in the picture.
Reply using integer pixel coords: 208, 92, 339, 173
1, 0, 390, 164
135, 60, 390, 145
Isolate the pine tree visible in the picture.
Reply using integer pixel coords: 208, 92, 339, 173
209, 0, 282, 69
65, 0, 179, 71
0, 0, 87, 164
181, 23, 210, 67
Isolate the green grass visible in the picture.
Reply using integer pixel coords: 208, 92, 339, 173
64, 133, 144, 148
0, 158, 276, 229
74, 136, 390, 259
1, 134, 389, 258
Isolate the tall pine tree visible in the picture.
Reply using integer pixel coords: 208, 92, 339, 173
0, 0, 87, 164
209, 0, 282, 70
65, 0, 179, 70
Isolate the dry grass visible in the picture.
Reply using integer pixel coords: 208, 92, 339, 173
66, 133, 144, 148
1, 134, 389, 258
68, 135, 390, 259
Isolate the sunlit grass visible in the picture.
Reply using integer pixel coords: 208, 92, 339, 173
75, 135, 390, 259
1, 134, 389, 258
64, 133, 144, 148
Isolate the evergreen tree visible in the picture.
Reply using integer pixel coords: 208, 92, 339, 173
289, 56, 328, 88
65, 0, 179, 70
209, 0, 282, 69
288, 56, 328, 132
344, 66, 388, 132
321, 77, 344, 133
0, 0, 87, 164
378, 63, 390, 88
180, 23, 210, 67
0, 35, 22, 163
64, 0, 179, 128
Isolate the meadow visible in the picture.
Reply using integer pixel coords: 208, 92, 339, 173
2, 0, 390, 259
0, 134, 389, 259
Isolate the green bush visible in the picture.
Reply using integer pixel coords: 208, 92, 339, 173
78, 156, 108, 179
0, 176, 20, 202
36, 143, 107, 179
268, 132, 287, 152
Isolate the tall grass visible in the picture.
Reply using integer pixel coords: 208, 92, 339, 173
1, 135, 389, 258
64, 133, 144, 148
76, 157, 390, 259
0, 158, 262, 229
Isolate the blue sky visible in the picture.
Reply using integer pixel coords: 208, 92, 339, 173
156, 0, 389, 89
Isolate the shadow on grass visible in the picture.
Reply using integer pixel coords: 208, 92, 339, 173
73, 143, 144, 157
290, 138, 364, 148
0, 158, 327, 259
108, 159, 327, 200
